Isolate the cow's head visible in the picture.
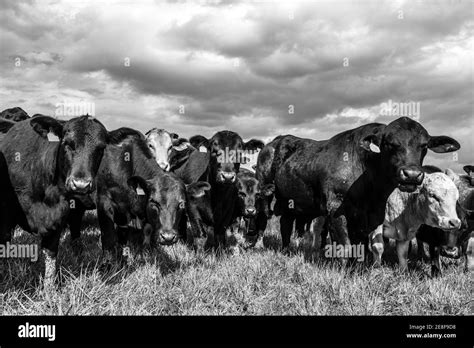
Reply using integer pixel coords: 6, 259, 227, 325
29, 116, 142, 195
437, 204, 471, 259
419, 172, 461, 231
197, 131, 264, 184
361, 117, 460, 192
128, 174, 211, 245
145, 128, 180, 171
236, 172, 274, 217
463, 165, 474, 186
128, 173, 186, 245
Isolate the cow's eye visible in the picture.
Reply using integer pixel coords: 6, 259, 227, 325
239, 192, 246, 198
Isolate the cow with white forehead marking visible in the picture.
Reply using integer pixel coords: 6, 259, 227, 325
145, 128, 180, 171
369, 172, 461, 274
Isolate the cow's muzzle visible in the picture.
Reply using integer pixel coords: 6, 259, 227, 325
398, 167, 424, 192
67, 177, 93, 194
217, 171, 236, 183
158, 161, 170, 171
158, 230, 178, 245
244, 207, 257, 217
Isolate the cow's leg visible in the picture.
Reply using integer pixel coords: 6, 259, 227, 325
368, 225, 384, 267
464, 233, 474, 272
116, 224, 133, 266
320, 218, 330, 249
295, 217, 307, 238
178, 214, 188, 243
330, 215, 351, 265
40, 230, 62, 291
396, 239, 410, 272
213, 224, 226, 253
225, 225, 239, 256
429, 244, 442, 277
68, 203, 86, 255
97, 199, 117, 267
250, 211, 268, 249
304, 216, 325, 262
280, 214, 295, 253
0, 212, 15, 244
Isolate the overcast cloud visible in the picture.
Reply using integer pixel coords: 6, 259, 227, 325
0, 0, 472, 170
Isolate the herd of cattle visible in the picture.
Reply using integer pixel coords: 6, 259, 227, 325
0, 107, 473, 289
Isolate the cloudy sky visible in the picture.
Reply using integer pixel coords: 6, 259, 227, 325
0, 0, 472, 170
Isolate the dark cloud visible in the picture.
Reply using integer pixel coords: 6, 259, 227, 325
0, 0, 472, 171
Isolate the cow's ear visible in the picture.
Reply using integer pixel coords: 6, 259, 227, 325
187, 181, 211, 198
445, 168, 460, 183
172, 137, 190, 151
127, 176, 150, 197
428, 136, 460, 153
244, 139, 265, 151
360, 134, 381, 153
463, 165, 474, 176
108, 127, 143, 145
261, 183, 275, 196
30, 116, 64, 140
189, 135, 209, 149
0, 119, 15, 133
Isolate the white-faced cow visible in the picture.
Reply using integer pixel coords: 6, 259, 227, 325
369, 172, 461, 275
145, 128, 179, 171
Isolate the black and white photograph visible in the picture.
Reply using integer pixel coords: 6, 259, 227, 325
0, 0, 472, 345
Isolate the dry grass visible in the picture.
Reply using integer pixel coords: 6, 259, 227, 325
0, 214, 472, 315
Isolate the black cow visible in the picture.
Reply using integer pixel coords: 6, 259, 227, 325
0, 107, 29, 122
463, 165, 474, 186
192, 131, 264, 252
417, 206, 472, 276
168, 141, 213, 248
95, 129, 209, 262
0, 115, 134, 287
257, 117, 460, 262
234, 169, 274, 248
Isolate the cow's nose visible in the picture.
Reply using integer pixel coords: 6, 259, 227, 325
158, 162, 170, 171
160, 231, 177, 244
220, 172, 236, 183
245, 207, 256, 216
400, 167, 424, 183
448, 218, 461, 229
70, 177, 92, 192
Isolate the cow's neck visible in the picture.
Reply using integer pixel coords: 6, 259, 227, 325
364, 160, 398, 206
43, 142, 66, 190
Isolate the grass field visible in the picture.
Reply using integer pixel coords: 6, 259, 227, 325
1, 213, 472, 315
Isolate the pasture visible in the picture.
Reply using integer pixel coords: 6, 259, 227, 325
1, 213, 472, 315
